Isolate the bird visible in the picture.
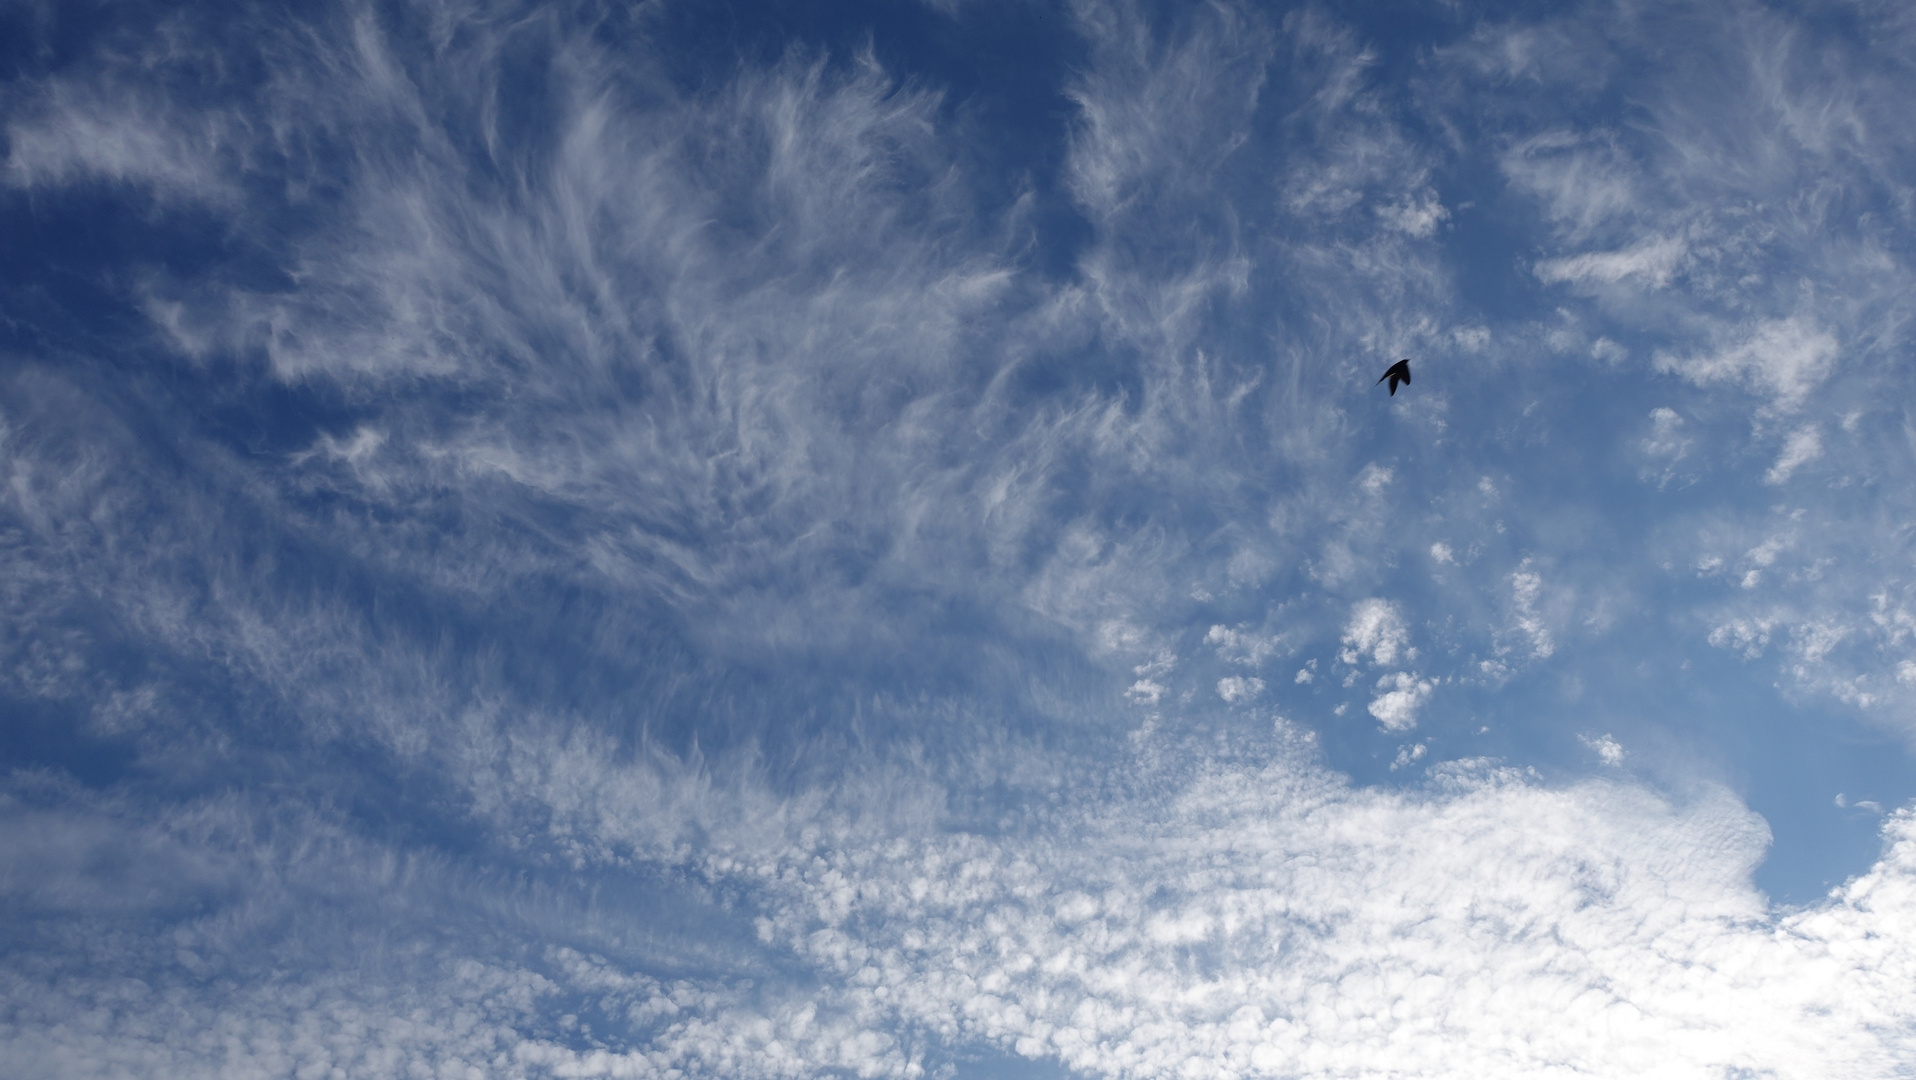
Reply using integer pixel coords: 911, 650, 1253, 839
1376, 358, 1411, 396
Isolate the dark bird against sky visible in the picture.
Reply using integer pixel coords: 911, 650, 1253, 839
1377, 358, 1411, 396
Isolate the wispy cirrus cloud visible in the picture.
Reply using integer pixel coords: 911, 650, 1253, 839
1437, 0, 1916, 731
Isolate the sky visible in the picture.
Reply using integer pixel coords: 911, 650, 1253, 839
3, 0, 1916, 1076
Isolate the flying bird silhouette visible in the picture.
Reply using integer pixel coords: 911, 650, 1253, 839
1376, 358, 1411, 396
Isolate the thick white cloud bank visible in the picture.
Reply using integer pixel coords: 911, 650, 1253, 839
3, 738, 1914, 1079
753, 745, 1916, 1080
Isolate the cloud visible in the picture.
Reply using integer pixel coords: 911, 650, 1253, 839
1498, 129, 1645, 241
1368, 670, 1434, 730
743, 738, 1916, 1080
1642, 407, 1689, 459
2, 81, 240, 201
1357, 462, 1394, 495
7, 0, 1916, 1076
1509, 560, 1555, 660
1127, 679, 1167, 705
1765, 425, 1823, 484
1581, 732, 1625, 766
1378, 193, 1449, 237
1709, 616, 1776, 659
1340, 598, 1411, 668
7, 724, 1916, 1080
1216, 675, 1265, 703
1656, 317, 1839, 413
1389, 741, 1428, 770
0, 0, 1473, 772
1535, 234, 1687, 289
1205, 624, 1281, 666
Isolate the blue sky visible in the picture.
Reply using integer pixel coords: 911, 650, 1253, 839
4, 0, 1916, 1076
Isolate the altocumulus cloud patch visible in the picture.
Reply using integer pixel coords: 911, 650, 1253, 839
748, 732, 1916, 1080
5, 0, 1916, 1077
4, 734, 1914, 1078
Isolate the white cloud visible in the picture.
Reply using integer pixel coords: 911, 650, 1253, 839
1655, 317, 1838, 412
1581, 732, 1625, 766
1379, 194, 1449, 237
1642, 407, 1689, 459
9, 732, 1916, 1080
2, 82, 238, 201
1765, 425, 1823, 484
1456, 2, 1916, 737
1127, 679, 1167, 704
1498, 129, 1644, 240
1204, 624, 1280, 666
1216, 675, 1265, 703
1710, 616, 1777, 659
1510, 560, 1555, 659
1368, 670, 1434, 730
1536, 235, 1687, 289
1389, 741, 1427, 770
8, 3, 1916, 1078
745, 742, 1916, 1080
1357, 462, 1394, 495
1792, 621, 1849, 666
1340, 598, 1411, 667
